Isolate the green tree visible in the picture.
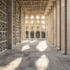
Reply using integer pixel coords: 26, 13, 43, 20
26, 26, 28, 29
31, 26, 34, 29
36, 26, 39, 29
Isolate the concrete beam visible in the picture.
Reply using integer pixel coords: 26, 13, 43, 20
44, 0, 56, 14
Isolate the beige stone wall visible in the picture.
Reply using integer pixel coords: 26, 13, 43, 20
61, 0, 65, 51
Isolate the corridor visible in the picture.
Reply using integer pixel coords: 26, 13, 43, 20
0, 40, 70, 70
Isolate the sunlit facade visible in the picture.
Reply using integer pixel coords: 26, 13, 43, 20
24, 15, 47, 39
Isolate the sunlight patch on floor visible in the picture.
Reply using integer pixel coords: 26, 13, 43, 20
22, 40, 30, 43
9, 57, 22, 70
36, 41, 48, 51
0, 57, 22, 70
21, 45, 30, 51
30, 40, 37, 43
35, 55, 49, 70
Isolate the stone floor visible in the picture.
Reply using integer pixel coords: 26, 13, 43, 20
0, 40, 70, 70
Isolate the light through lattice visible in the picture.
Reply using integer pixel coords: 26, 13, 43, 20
42, 21, 45, 24
30, 16, 34, 19
25, 20, 28, 24
31, 20, 34, 24
42, 16, 45, 19
36, 16, 40, 19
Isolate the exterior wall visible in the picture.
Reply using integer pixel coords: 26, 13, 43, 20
53, 1, 57, 46
0, 0, 8, 51
61, 0, 65, 51
56, 0, 61, 48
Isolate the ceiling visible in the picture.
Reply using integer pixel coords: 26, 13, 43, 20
17, 0, 49, 14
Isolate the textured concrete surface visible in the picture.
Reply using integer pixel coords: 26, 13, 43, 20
0, 40, 70, 70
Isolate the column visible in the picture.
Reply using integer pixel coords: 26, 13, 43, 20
29, 30, 30, 40
61, 0, 65, 51
24, 25, 26, 39
48, 11, 51, 42
40, 31, 41, 39
50, 8, 52, 43
24, 21, 25, 40
40, 15, 41, 39
46, 15, 48, 40
23, 12, 25, 41
29, 15, 30, 40
65, 0, 70, 54
7, 0, 13, 49
53, 1, 57, 46
34, 30, 36, 39
50, 6, 54, 44
48, 12, 50, 41
20, 7, 22, 43
34, 15, 36, 40
56, 0, 61, 49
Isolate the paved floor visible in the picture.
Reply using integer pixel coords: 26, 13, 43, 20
0, 40, 70, 70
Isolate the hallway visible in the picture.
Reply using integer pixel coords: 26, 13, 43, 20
0, 40, 70, 70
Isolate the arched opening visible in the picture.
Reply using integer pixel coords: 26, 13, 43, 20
30, 31, 34, 38
41, 31, 45, 38
36, 31, 40, 38
26, 31, 29, 38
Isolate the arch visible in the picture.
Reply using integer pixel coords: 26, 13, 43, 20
41, 31, 45, 38
26, 31, 29, 38
36, 31, 40, 38
30, 31, 34, 38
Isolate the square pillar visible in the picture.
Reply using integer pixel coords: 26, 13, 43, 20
40, 31, 41, 39
7, 0, 13, 49
45, 15, 48, 40
61, 0, 65, 51
50, 5, 54, 44
20, 8, 25, 42
46, 15, 49, 40
29, 31, 30, 40
65, 0, 70, 54
34, 31, 36, 40
56, 0, 61, 49
20, 6, 22, 43
53, 1, 57, 46
48, 11, 51, 42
